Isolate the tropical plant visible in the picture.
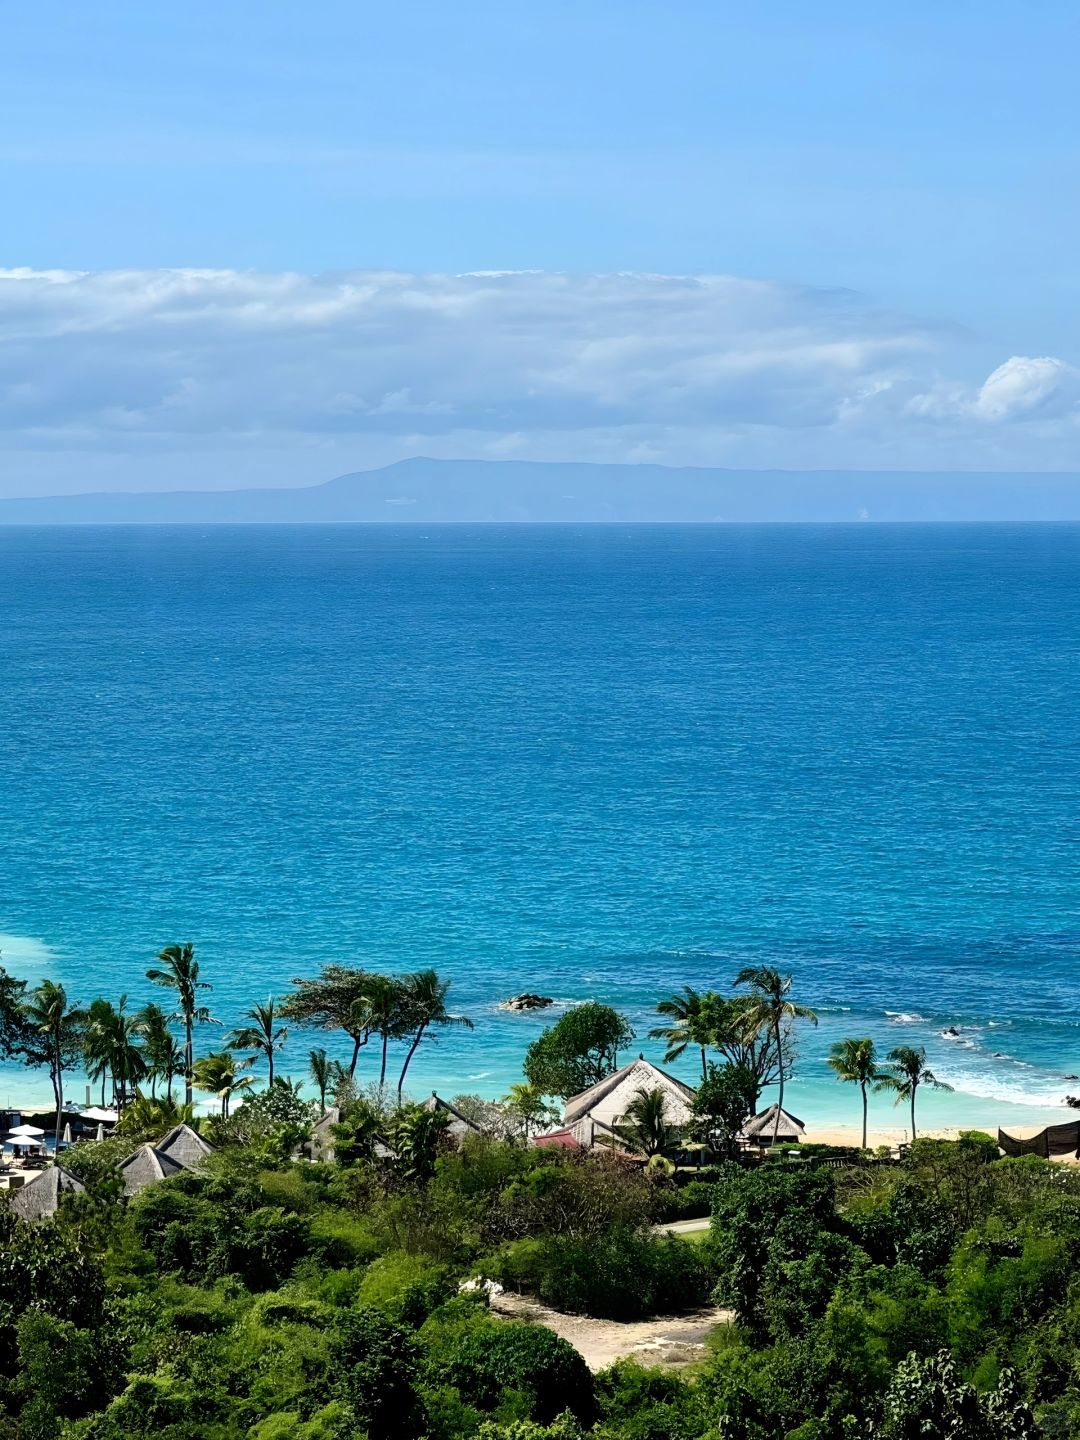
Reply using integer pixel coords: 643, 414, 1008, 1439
145, 943, 214, 1108
385, 1102, 451, 1181
308, 1046, 331, 1111
21, 980, 87, 1146
616, 1085, 671, 1157
691, 1060, 759, 1158
83, 997, 118, 1107
228, 996, 288, 1085
523, 1003, 636, 1100
352, 975, 410, 1088
826, 1037, 896, 1148
280, 964, 383, 1076
136, 1003, 183, 1101
113, 1092, 193, 1139
191, 1049, 255, 1118
396, 969, 473, 1100
886, 1045, 953, 1139
650, 986, 722, 1077
708, 993, 787, 1107
733, 966, 818, 1148
503, 1081, 559, 1138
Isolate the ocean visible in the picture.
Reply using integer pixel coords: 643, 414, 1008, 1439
1, 522, 1078, 1132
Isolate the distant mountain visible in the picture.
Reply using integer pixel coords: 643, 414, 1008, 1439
1, 458, 1079, 523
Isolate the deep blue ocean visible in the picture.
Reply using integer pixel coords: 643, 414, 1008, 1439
1, 524, 1078, 1132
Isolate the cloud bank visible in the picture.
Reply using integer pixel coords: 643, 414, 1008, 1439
0, 267, 1076, 494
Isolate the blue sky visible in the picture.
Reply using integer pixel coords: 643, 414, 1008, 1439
2, 4, 1078, 494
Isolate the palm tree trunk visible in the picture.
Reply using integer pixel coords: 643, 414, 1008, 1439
268, 1048, 274, 1086
184, 1014, 193, 1109
380, 1031, 389, 1088
771, 1020, 783, 1148
910, 1082, 917, 1140
861, 1081, 868, 1149
700, 1045, 707, 1079
348, 1032, 367, 1077
53, 1036, 64, 1149
397, 1023, 427, 1101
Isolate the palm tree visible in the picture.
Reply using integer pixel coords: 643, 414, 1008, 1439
826, 1037, 896, 1149
650, 987, 721, 1078
309, 1047, 331, 1112
886, 1045, 953, 1140
192, 1049, 255, 1119
229, 997, 288, 1085
396, 970, 474, 1101
503, 1081, 557, 1139
351, 975, 409, 1088
83, 997, 117, 1106
734, 966, 818, 1148
146, 943, 214, 1108
105, 996, 148, 1109
22, 980, 86, 1147
617, 1085, 671, 1157
136, 1003, 182, 1100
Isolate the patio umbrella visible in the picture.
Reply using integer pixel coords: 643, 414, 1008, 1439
61, 1122, 73, 1144
7, 1123, 46, 1139
95, 1122, 105, 1142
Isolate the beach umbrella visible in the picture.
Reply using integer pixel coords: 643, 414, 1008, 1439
95, 1122, 105, 1142
7, 1123, 46, 1138
61, 1122, 73, 1145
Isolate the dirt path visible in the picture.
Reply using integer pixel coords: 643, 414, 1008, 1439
490, 1289, 733, 1371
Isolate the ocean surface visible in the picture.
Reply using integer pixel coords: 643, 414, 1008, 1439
1, 523, 1078, 1132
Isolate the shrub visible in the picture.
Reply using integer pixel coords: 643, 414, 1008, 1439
357, 1250, 455, 1326
441, 1319, 596, 1425
332, 1305, 425, 1440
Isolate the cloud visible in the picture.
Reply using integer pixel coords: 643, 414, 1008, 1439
0, 267, 1075, 491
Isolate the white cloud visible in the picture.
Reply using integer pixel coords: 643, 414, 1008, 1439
0, 267, 1075, 492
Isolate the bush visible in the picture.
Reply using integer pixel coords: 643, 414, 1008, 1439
357, 1250, 455, 1327
441, 1319, 596, 1425
332, 1305, 425, 1440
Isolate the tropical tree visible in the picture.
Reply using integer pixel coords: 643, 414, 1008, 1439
192, 1049, 255, 1119
280, 965, 383, 1077
886, 1044, 953, 1140
826, 1037, 896, 1149
309, 1047, 331, 1112
523, 1003, 635, 1100
83, 998, 117, 1107
396, 970, 473, 1100
616, 1085, 671, 1157
691, 1060, 759, 1159
709, 994, 787, 1108
103, 996, 147, 1110
385, 1103, 451, 1182
146, 943, 214, 1108
114, 1092, 193, 1140
136, 1003, 183, 1101
503, 1081, 559, 1138
650, 987, 722, 1078
734, 966, 818, 1148
351, 975, 410, 1088
22, 980, 87, 1147
229, 996, 288, 1085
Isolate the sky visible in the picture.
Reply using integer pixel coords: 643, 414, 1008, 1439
1, 3, 1078, 496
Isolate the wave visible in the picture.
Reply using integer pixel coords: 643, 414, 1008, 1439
936, 1066, 1069, 1110
0, 931, 59, 979
885, 1011, 926, 1024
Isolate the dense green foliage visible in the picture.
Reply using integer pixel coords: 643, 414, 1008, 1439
0, 1121, 1066, 1438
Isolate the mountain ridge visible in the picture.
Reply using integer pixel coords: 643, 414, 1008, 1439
1, 457, 1079, 523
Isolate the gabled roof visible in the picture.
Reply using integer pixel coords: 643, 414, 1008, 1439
563, 1057, 695, 1126
742, 1103, 805, 1140
8, 1164, 85, 1221
421, 1093, 482, 1134
118, 1143, 187, 1196
533, 1127, 584, 1151
156, 1123, 214, 1170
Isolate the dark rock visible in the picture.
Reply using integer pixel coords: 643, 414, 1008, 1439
501, 993, 554, 1012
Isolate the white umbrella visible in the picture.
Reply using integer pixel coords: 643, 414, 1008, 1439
7, 1123, 45, 1138
95, 1122, 105, 1142
61, 1122, 73, 1144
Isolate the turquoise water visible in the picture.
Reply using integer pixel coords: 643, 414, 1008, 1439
1, 523, 1078, 1131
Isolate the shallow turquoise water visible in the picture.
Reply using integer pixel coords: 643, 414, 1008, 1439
1, 524, 1078, 1130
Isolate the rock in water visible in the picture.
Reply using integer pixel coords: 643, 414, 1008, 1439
501, 993, 554, 1012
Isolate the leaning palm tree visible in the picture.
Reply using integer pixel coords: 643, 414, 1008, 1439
146, 943, 214, 1108
351, 975, 410, 1088
616, 1085, 671, 1157
396, 969, 474, 1100
826, 1037, 896, 1149
650, 987, 722, 1078
734, 966, 818, 1148
229, 996, 288, 1086
192, 1049, 255, 1119
886, 1045, 953, 1140
22, 980, 87, 1148
309, 1047, 331, 1112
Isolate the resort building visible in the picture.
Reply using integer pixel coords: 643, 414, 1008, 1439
117, 1122, 215, 1197
535, 1056, 695, 1152
741, 1103, 805, 1147
7, 1163, 85, 1221
421, 1092, 482, 1141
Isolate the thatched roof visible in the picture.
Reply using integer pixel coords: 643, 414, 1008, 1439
421, 1093, 482, 1136
8, 1164, 85, 1221
118, 1143, 187, 1196
563, 1057, 695, 1128
156, 1123, 214, 1170
742, 1104, 805, 1143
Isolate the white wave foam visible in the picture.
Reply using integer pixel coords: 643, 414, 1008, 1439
0, 932, 58, 979
886, 1011, 925, 1024
937, 1066, 1069, 1109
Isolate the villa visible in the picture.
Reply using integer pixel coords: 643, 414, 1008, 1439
117, 1122, 215, 1197
535, 1056, 696, 1152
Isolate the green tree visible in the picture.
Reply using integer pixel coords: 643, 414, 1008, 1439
734, 966, 817, 1147
827, 1037, 896, 1149
708, 993, 786, 1107
332, 1306, 425, 1440
523, 1003, 635, 1100
503, 1081, 559, 1138
281, 964, 381, 1076
192, 1048, 255, 1118
873, 1350, 1034, 1439
308, 1046, 330, 1111
886, 1045, 953, 1140
136, 1002, 182, 1101
650, 986, 721, 1078
396, 969, 473, 1100
352, 974, 410, 1088
84, 995, 147, 1111
616, 1085, 672, 1157
22, 979, 86, 1147
692, 1060, 758, 1158
229, 995, 288, 1085
386, 1102, 451, 1181
146, 942, 213, 1108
